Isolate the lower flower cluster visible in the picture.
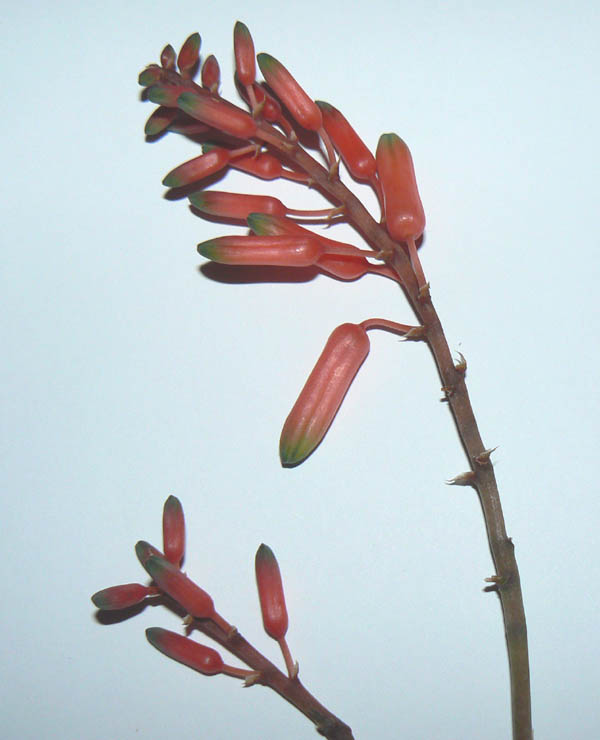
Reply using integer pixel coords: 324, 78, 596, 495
92, 496, 296, 684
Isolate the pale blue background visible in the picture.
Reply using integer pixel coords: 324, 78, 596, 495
3, 1, 599, 738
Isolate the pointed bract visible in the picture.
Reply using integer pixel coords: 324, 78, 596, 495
280, 324, 370, 465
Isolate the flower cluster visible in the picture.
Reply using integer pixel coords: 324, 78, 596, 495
137, 23, 427, 464
92, 496, 296, 684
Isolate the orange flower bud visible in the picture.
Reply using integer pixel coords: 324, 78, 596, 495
162, 147, 230, 188
177, 91, 257, 140
255, 544, 288, 640
233, 21, 256, 87
197, 234, 323, 267
376, 133, 425, 242
160, 44, 176, 70
162, 495, 185, 566
257, 53, 322, 131
91, 583, 157, 610
177, 32, 201, 77
229, 151, 283, 180
146, 628, 224, 675
316, 101, 376, 181
189, 191, 287, 220
143, 554, 215, 619
280, 323, 370, 465
201, 54, 220, 93
146, 628, 255, 680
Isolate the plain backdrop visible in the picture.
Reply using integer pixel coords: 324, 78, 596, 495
3, 1, 600, 738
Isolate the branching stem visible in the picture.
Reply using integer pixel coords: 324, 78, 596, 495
254, 118, 532, 740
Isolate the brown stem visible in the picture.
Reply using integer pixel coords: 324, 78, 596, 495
193, 619, 355, 740
253, 119, 532, 740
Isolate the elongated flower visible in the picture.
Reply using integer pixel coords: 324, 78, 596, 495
147, 627, 223, 674
280, 323, 370, 465
177, 91, 257, 140
162, 147, 230, 188
201, 54, 220, 93
316, 101, 376, 181
198, 234, 323, 267
91, 583, 158, 610
144, 106, 178, 136
162, 495, 185, 566
376, 133, 425, 242
234, 22, 256, 87
138, 65, 162, 87
146, 628, 255, 680
189, 191, 287, 220
255, 544, 288, 640
257, 53, 322, 132
177, 32, 201, 76
142, 554, 215, 618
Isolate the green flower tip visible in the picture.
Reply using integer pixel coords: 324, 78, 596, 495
197, 239, 220, 261
188, 192, 207, 210
144, 554, 168, 579
162, 169, 183, 188
90, 589, 111, 609
138, 67, 160, 87
234, 21, 251, 38
256, 543, 276, 564
246, 212, 273, 235
279, 435, 317, 467
315, 100, 333, 113
135, 540, 161, 565
184, 32, 201, 53
164, 494, 182, 513
256, 52, 278, 75
145, 626, 165, 649
176, 91, 199, 115
146, 85, 170, 105
378, 132, 403, 149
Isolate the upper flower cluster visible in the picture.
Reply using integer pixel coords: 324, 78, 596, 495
137, 23, 428, 464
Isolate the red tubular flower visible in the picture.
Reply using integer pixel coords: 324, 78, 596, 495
177, 32, 201, 77
234, 21, 256, 87
375, 133, 425, 242
201, 54, 220, 93
177, 91, 257, 140
257, 53, 322, 132
162, 495, 185, 566
162, 147, 231, 188
280, 324, 370, 466
255, 544, 288, 640
189, 191, 287, 220
91, 583, 158, 610
146, 628, 255, 680
197, 234, 323, 267
146, 628, 224, 675
142, 554, 214, 617
315, 101, 376, 181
